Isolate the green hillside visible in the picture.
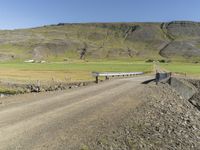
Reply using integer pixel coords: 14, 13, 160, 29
1, 21, 200, 62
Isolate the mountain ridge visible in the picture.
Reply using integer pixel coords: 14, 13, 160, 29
0, 21, 200, 61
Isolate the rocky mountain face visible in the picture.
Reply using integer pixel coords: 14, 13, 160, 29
0, 21, 200, 61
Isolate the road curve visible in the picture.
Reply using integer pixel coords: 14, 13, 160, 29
0, 76, 152, 150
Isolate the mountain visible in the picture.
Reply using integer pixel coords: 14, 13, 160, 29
1, 21, 200, 61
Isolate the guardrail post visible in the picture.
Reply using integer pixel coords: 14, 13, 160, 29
169, 72, 172, 85
96, 76, 99, 84
105, 76, 109, 80
155, 73, 159, 85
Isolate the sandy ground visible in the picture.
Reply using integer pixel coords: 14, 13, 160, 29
0, 76, 152, 150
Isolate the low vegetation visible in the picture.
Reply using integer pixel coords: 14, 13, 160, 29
1, 21, 200, 62
160, 62, 200, 76
0, 61, 152, 83
1, 21, 200, 93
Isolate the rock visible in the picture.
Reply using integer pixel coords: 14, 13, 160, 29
90, 82, 200, 150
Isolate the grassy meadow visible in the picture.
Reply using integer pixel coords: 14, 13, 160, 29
160, 63, 200, 76
0, 61, 152, 83
1, 60, 200, 84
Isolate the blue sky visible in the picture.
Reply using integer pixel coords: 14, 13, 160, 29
0, 0, 199, 29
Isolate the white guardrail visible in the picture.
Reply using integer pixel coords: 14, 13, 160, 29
92, 72, 144, 83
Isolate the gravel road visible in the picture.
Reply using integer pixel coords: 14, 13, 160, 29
0, 76, 152, 150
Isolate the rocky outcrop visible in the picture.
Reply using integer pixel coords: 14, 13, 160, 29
166, 21, 200, 38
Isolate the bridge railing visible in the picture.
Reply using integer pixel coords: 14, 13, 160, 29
155, 72, 172, 84
92, 72, 144, 83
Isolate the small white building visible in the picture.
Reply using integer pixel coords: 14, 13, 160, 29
24, 60, 35, 63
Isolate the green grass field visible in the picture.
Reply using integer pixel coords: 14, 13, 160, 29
2, 61, 200, 84
160, 63, 200, 76
0, 61, 152, 83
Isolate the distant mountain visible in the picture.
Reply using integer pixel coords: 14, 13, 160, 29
1, 21, 200, 61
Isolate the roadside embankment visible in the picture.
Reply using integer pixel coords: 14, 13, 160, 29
170, 77, 197, 100
169, 77, 200, 111
186, 79, 200, 111
0, 80, 96, 97
88, 78, 200, 150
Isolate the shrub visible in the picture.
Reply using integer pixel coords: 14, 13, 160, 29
145, 59, 154, 63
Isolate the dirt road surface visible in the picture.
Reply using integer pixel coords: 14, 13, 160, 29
0, 76, 152, 150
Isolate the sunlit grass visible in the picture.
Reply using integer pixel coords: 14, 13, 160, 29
160, 63, 200, 75
0, 61, 153, 83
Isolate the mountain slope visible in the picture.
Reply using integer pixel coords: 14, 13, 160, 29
0, 21, 200, 61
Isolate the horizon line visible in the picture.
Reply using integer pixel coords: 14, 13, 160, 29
1, 20, 200, 30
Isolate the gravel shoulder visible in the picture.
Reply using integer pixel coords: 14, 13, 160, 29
92, 82, 200, 150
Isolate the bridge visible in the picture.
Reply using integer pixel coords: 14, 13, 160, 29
92, 72, 144, 83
